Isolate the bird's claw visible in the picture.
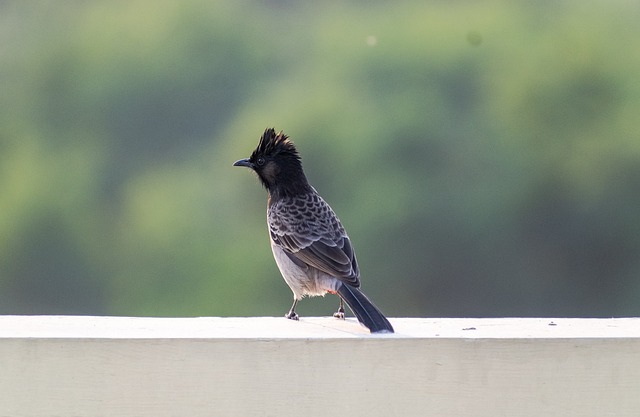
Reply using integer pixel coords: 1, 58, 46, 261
333, 307, 345, 320
285, 311, 299, 321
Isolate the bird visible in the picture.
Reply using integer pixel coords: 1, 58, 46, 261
233, 128, 394, 333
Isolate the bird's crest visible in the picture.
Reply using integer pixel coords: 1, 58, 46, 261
252, 128, 300, 161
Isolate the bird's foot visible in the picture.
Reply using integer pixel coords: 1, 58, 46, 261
333, 307, 345, 320
285, 311, 299, 321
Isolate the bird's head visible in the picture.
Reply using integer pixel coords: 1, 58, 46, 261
234, 128, 310, 195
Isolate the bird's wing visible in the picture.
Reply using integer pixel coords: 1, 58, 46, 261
269, 193, 360, 286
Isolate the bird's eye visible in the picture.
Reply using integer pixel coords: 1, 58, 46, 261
256, 157, 266, 166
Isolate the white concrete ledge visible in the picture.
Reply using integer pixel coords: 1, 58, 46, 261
2, 315, 639, 338
1, 316, 639, 416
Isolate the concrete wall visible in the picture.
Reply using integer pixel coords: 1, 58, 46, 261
1, 316, 639, 416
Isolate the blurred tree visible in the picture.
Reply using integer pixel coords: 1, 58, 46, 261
0, 1, 638, 317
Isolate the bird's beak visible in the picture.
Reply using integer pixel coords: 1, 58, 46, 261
233, 158, 253, 168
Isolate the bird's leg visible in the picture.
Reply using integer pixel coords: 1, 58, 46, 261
333, 297, 345, 320
285, 299, 299, 321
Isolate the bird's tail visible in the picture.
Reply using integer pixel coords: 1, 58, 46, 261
337, 284, 394, 333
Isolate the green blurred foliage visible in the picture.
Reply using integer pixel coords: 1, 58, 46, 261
1, 1, 639, 317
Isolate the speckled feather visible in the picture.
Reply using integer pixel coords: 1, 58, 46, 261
268, 189, 360, 287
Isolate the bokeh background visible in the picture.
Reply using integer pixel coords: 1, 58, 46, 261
1, 1, 639, 318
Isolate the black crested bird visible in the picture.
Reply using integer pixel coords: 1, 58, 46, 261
233, 128, 394, 333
